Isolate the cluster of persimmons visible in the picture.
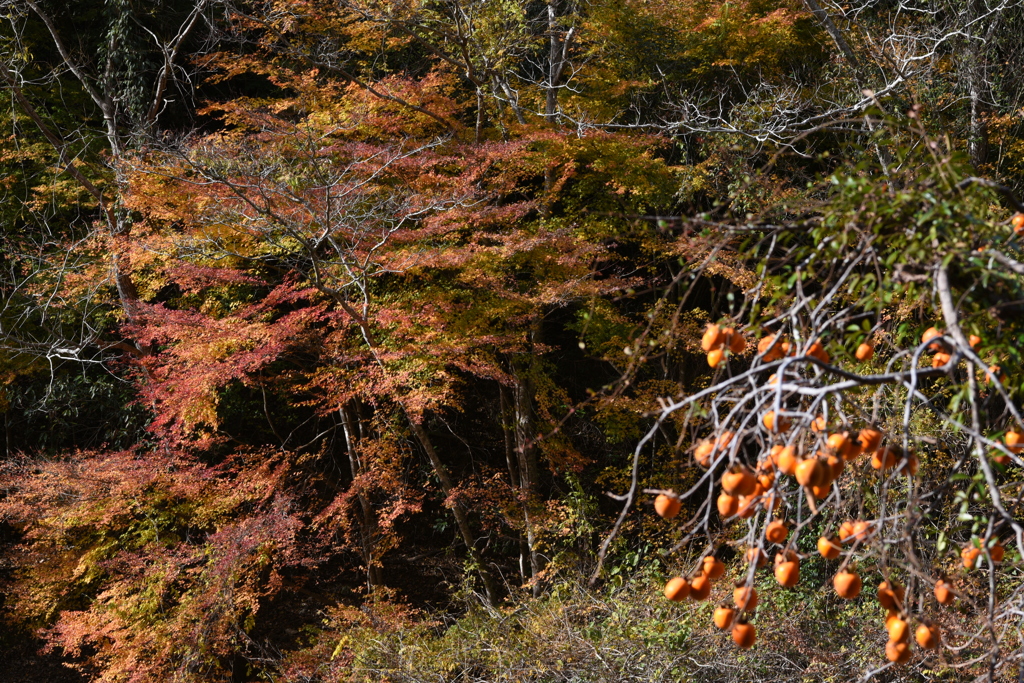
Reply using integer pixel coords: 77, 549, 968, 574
653, 323, 1015, 661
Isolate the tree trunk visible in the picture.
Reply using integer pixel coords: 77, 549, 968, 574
329, 297, 500, 605
965, 0, 995, 170
546, 0, 561, 120
476, 86, 485, 144
510, 319, 546, 597
405, 416, 500, 605
340, 402, 384, 590
968, 70, 988, 169
500, 384, 532, 583
800, 0, 859, 71
513, 369, 544, 597
542, 0, 573, 200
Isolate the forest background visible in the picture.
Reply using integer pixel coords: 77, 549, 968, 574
2, 0, 1024, 681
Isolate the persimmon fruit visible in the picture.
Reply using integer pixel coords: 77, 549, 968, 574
717, 492, 739, 518
654, 493, 681, 519
694, 440, 714, 467
809, 483, 831, 499
776, 446, 798, 475
887, 617, 909, 643
885, 639, 911, 663
871, 446, 899, 471
827, 432, 855, 459
1005, 431, 1024, 453
916, 623, 939, 649
898, 451, 919, 476
775, 559, 800, 588
745, 547, 768, 568
825, 453, 844, 479
701, 324, 725, 352
774, 548, 798, 566
733, 584, 758, 611
961, 545, 980, 569
877, 581, 905, 610
838, 519, 874, 543
703, 556, 726, 581
922, 326, 945, 351
795, 457, 828, 487
851, 520, 873, 541
989, 542, 1004, 563
858, 428, 884, 453
758, 334, 784, 361
664, 577, 690, 601
934, 579, 955, 605
833, 571, 861, 599
1013, 212, 1024, 234
807, 340, 830, 364
762, 410, 789, 433
689, 573, 712, 601
817, 536, 841, 559
732, 622, 756, 648
736, 494, 758, 519
721, 465, 757, 496
713, 605, 735, 630
765, 519, 789, 544
726, 329, 746, 354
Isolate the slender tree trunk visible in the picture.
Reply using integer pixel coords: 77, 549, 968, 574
340, 403, 383, 590
543, 0, 574, 199
405, 417, 500, 605
968, 69, 988, 169
965, 0, 995, 169
800, 0, 859, 71
546, 0, 561, 120
498, 78, 528, 125
510, 319, 546, 597
500, 384, 532, 582
331, 298, 500, 605
476, 87, 485, 144
513, 368, 544, 597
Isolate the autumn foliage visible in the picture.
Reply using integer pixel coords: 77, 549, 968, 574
3, 0, 1024, 681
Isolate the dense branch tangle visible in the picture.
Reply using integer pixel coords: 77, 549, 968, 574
593, 138, 1024, 676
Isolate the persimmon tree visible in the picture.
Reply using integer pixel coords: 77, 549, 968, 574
595, 118, 1024, 677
